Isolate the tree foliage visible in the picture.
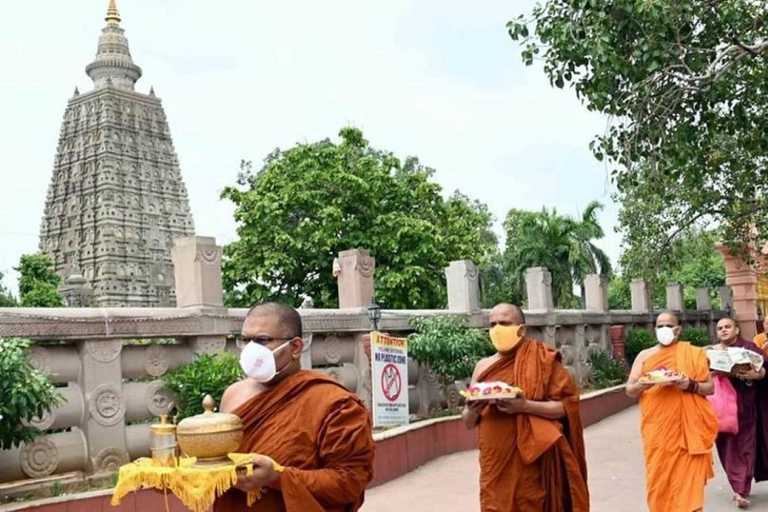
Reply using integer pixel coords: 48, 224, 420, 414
221, 127, 497, 309
0, 338, 63, 450
608, 229, 725, 310
14, 254, 65, 308
508, 1, 768, 268
0, 271, 16, 307
489, 201, 611, 308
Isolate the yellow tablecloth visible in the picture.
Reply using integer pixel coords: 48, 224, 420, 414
111, 453, 281, 512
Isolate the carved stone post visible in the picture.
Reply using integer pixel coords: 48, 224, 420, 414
335, 249, 375, 309
695, 287, 712, 311
525, 267, 554, 310
445, 260, 480, 311
717, 243, 759, 339
718, 286, 734, 311
584, 274, 608, 312
630, 279, 651, 313
77, 339, 129, 473
666, 282, 685, 312
170, 236, 224, 309
59, 274, 94, 307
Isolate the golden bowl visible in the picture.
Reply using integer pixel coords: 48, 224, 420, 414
176, 395, 243, 465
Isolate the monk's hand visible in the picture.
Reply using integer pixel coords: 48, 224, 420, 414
738, 367, 765, 381
494, 397, 528, 415
464, 399, 486, 413
234, 455, 278, 492
675, 376, 691, 391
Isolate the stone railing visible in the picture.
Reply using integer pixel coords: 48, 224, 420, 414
0, 237, 728, 487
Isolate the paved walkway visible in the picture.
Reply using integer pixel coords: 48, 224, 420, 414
362, 406, 768, 511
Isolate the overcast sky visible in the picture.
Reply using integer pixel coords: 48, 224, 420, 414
0, 0, 619, 295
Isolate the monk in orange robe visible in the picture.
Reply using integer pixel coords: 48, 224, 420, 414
462, 303, 589, 511
753, 317, 768, 356
214, 303, 375, 512
626, 312, 718, 512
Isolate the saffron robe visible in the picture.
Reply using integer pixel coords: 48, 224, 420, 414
714, 338, 768, 496
213, 370, 375, 512
639, 342, 718, 512
476, 338, 589, 512
753, 332, 768, 356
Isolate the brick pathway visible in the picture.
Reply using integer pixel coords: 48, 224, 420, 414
362, 406, 768, 511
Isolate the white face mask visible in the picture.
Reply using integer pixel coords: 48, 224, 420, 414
655, 327, 676, 346
239, 340, 292, 383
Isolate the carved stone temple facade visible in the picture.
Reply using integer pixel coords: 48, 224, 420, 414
38, 0, 195, 307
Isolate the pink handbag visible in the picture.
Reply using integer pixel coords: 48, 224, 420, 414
706, 375, 739, 434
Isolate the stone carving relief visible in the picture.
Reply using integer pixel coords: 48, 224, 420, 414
20, 438, 59, 478
147, 381, 175, 417
93, 447, 130, 473
25, 408, 56, 431
355, 256, 374, 278
143, 344, 169, 376
190, 336, 226, 356
194, 248, 221, 265
85, 339, 122, 363
323, 336, 342, 364
88, 384, 126, 427
27, 346, 53, 374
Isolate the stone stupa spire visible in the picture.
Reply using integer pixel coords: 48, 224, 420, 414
85, 0, 143, 91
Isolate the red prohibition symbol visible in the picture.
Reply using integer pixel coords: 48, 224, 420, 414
381, 363, 402, 402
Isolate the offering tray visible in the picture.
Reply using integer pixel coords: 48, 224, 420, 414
460, 381, 524, 401
111, 453, 283, 512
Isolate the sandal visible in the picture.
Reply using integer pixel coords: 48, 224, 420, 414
733, 493, 750, 508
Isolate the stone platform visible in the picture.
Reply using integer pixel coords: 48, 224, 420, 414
362, 406, 768, 511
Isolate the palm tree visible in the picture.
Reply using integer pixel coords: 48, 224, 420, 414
568, 201, 612, 306
501, 202, 612, 308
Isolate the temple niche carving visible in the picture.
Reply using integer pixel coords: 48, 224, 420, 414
38, 0, 195, 307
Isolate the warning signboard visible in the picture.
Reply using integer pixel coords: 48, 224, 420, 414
370, 332, 409, 428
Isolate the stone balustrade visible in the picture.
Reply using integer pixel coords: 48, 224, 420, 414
0, 237, 728, 487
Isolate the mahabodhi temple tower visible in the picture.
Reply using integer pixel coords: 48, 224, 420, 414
38, 0, 195, 307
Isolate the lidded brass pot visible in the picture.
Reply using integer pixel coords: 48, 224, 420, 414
176, 395, 244, 466
150, 414, 178, 467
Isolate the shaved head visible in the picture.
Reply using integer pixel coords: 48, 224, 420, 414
245, 302, 302, 339
655, 312, 680, 328
489, 303, 526, 326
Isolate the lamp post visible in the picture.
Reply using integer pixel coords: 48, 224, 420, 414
367, 302, 381, 332
725, 303, 733, 318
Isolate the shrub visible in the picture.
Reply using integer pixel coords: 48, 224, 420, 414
407, 315, 495, 382
162, 352, 243, 420
0, 338, 63, 450
624, 329, 656, 366
587, 349, 628, 389
679, 327, 711, 348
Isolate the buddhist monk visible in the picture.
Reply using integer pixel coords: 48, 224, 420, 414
710, 317, 768, 508
752, 317, 768, 356
461, 303, 589, 511
626, 312, 718, 512
213, 303, 375, 512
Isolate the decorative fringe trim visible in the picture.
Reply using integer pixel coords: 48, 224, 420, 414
110, 456, 259, 512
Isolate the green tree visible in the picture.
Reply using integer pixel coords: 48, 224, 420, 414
221, 127, 498, 309
0, 338, 63, 450
15, 254, 65, 307
500, 202, 611, 308
0, 271, 16, 307
608, 229, 725, 310
508, 1, 768, 266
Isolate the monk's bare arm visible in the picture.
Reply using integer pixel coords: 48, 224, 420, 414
626, 349, 653, 398
519, 399, 565, 420
695, 372, 714, 396
461, 358, 490, 430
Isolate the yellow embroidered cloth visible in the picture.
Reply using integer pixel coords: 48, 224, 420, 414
110, 453, 285, 512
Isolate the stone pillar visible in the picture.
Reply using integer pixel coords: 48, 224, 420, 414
59, 274, 94, 307
445, 260, 480, 311
335, 249, 375, 309
630, 279, 651, 312
665, 282, 685, 312
718, 286, 734, 311
77, 339, 130, 473
608, 325, 627, 363
525, 267, 554, 310
717, 243, 758, 339
170, 236, 224, 309
695, 287, 712, 311
584, 274, 608, 312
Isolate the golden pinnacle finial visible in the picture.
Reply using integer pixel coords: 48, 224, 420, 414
105, 0, 121, 27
